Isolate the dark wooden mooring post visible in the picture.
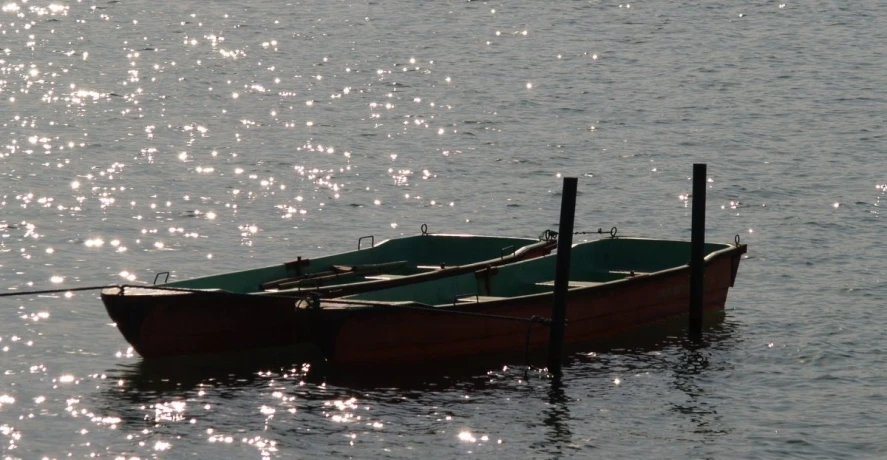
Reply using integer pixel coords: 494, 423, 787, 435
689, 163, 707, 341
548, 177, 578, 375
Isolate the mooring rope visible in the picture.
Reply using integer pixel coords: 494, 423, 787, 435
542, 226, 619, 240
0, 285, 114, 297
0, 284, 267, 298
1, 284, 554, 328
0, 284, 303, 300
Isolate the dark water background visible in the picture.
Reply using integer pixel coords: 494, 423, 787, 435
2, 1, 885, 458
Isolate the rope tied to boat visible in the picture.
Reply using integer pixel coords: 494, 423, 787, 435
526, 315, 555, 367
575, 227, 618, 237
0, 285, 114, 297
4, 285, 556, 329
107, 285, 554, 333
0, 283, 332, 301
528, 315, 552, 326
541, 226, 618, 240
539, 229, 559, 241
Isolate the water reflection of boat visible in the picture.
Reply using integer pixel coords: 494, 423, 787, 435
102, 311, 737, 398
95, 315, 740, 436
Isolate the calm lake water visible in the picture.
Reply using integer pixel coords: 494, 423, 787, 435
2, 1, 885, 458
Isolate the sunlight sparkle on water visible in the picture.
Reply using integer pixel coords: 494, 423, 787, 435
154, 441, 171, 451
28, 312, 50, 322
84, 238, 103, 248
115, 348, 135, 359
208, 435, 234, 444
154, 401, 187, 422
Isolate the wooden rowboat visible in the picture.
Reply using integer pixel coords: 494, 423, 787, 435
143, 229, 555, 296
102, 230, 555, 353
102, 234, 746, 366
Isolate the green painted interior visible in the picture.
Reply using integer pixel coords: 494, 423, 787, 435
344, 239, 733, 305
164, 234, 542, 293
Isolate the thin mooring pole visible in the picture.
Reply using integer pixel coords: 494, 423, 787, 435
548, 177, 578, 375
689, 163, 707, 341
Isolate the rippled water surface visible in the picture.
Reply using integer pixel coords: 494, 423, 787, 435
2, 1, 886, 458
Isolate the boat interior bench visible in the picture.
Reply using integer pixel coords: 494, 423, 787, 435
455, 295, 507, 304
261, 260, 410, 290
363, 264, 446, 281
416, 265, 446, 271
535, 280, 606, 288
364, 274, 407, 280
608, 270, 649, 276
534, 270, 649, 289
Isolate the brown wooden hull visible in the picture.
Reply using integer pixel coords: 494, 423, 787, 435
102, 288, 304, 359
102, 244, 745, 365
325, 247, 740, 366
